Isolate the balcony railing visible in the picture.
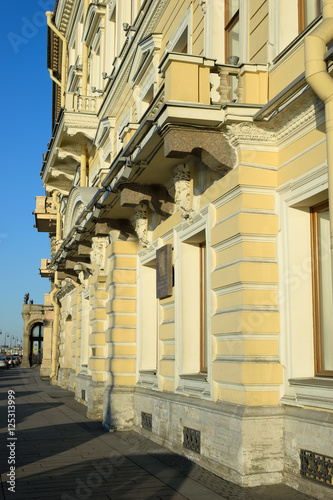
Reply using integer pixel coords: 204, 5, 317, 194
64, 92, 103, 113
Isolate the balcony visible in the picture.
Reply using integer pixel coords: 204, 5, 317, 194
41, 92, 102, 196
34, 197, 57, 233
159, 52, 268, 107
39, 259, 53, 278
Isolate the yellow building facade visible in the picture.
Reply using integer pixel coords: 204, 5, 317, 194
32, 0, 333, 498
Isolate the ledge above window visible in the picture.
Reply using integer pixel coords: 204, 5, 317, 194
281, 377, 333, 411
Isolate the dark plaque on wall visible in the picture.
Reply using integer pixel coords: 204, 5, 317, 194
156, 244, 173, 299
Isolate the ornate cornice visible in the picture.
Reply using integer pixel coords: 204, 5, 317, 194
225, 89, 325, 149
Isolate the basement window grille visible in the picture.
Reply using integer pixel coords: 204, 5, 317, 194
300, 449, 333, 487
183, 426, 200, 454
141, 412, 152, 431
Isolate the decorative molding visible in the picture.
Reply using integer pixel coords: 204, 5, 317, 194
173, 164, 193, 221
225, 89, 325, 150
90, 237, 109, 270
63, 187, 99, 239
134, 204, 150, 249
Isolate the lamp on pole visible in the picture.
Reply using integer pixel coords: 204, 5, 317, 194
6, 333, 9, 348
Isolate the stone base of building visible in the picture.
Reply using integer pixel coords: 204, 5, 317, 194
87, 380, 105, 420
74, 373, 91, 406
283, 405, 333, 500
133, 388, 284, 487
68, 369, 76, 392
103, 386, 135, 431
57, 367, 71, 389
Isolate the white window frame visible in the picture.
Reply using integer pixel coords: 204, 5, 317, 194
174, 206, 212, 399
166, 5, 192, 54
137, 247, 159, 390
278, 162, 333, 410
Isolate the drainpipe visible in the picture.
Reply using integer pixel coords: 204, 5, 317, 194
49, 191, 61, 380
82, 0, 90, 95
46, 12, 68, 107
305, 0, 333, 264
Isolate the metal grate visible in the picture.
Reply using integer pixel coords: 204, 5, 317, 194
300, 449, 333, 488
141, 412, 152, 431
183, 426, 200, 454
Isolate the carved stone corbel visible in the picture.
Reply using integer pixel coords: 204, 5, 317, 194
90, 236, 109, 270
173, 164, 193, 221
133, 204, 150, 249
164, 125, 236, 173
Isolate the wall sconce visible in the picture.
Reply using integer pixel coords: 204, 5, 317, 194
91, 86, 103, 93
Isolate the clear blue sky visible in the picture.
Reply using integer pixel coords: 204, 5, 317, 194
0, 0, 55, 344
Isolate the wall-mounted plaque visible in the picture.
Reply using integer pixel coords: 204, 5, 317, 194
156, 244, 173, 299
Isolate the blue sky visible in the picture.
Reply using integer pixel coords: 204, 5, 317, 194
0, 0, 55, 344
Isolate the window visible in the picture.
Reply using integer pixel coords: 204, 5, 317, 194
139, 259, 158, 372
298, 0, 322, 33
173, 27, 188, 54
81, 294, 90, 373
225, 0, 239, 61
180, 231, 208, 375
167, 6, 192, 54
311, 201, 333, 376
224, 0, 239, 99
200, 242, 208, 373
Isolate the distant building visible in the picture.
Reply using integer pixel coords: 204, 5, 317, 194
30, 0, 333, 498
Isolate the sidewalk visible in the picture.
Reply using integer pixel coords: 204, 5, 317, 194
0, 366, 315, 500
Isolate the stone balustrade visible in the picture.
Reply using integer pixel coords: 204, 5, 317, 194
64, 92, 103, 113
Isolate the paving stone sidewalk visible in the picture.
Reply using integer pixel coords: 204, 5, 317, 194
0, 366, 315, 500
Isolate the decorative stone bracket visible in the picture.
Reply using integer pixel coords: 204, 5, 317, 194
90, 237, 109, 271
133, 204, 150, 249
120, 183, 175, 216
163, 126, 236, 173
173, 164, 193, 221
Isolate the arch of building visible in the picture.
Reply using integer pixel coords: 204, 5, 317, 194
21, 302, 53, 378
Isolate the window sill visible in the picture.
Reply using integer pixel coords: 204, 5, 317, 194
281, 377, 333, 411
290, 377, 333, 388
179, 373, 207, 381
176, 373, 211, 399
137, 370, 158, 390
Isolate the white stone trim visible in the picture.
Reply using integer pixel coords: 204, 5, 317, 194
278, 163, 331, 408
174, 207, 212, 399
136, 250, 159, 389
166, 5, 192, 54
